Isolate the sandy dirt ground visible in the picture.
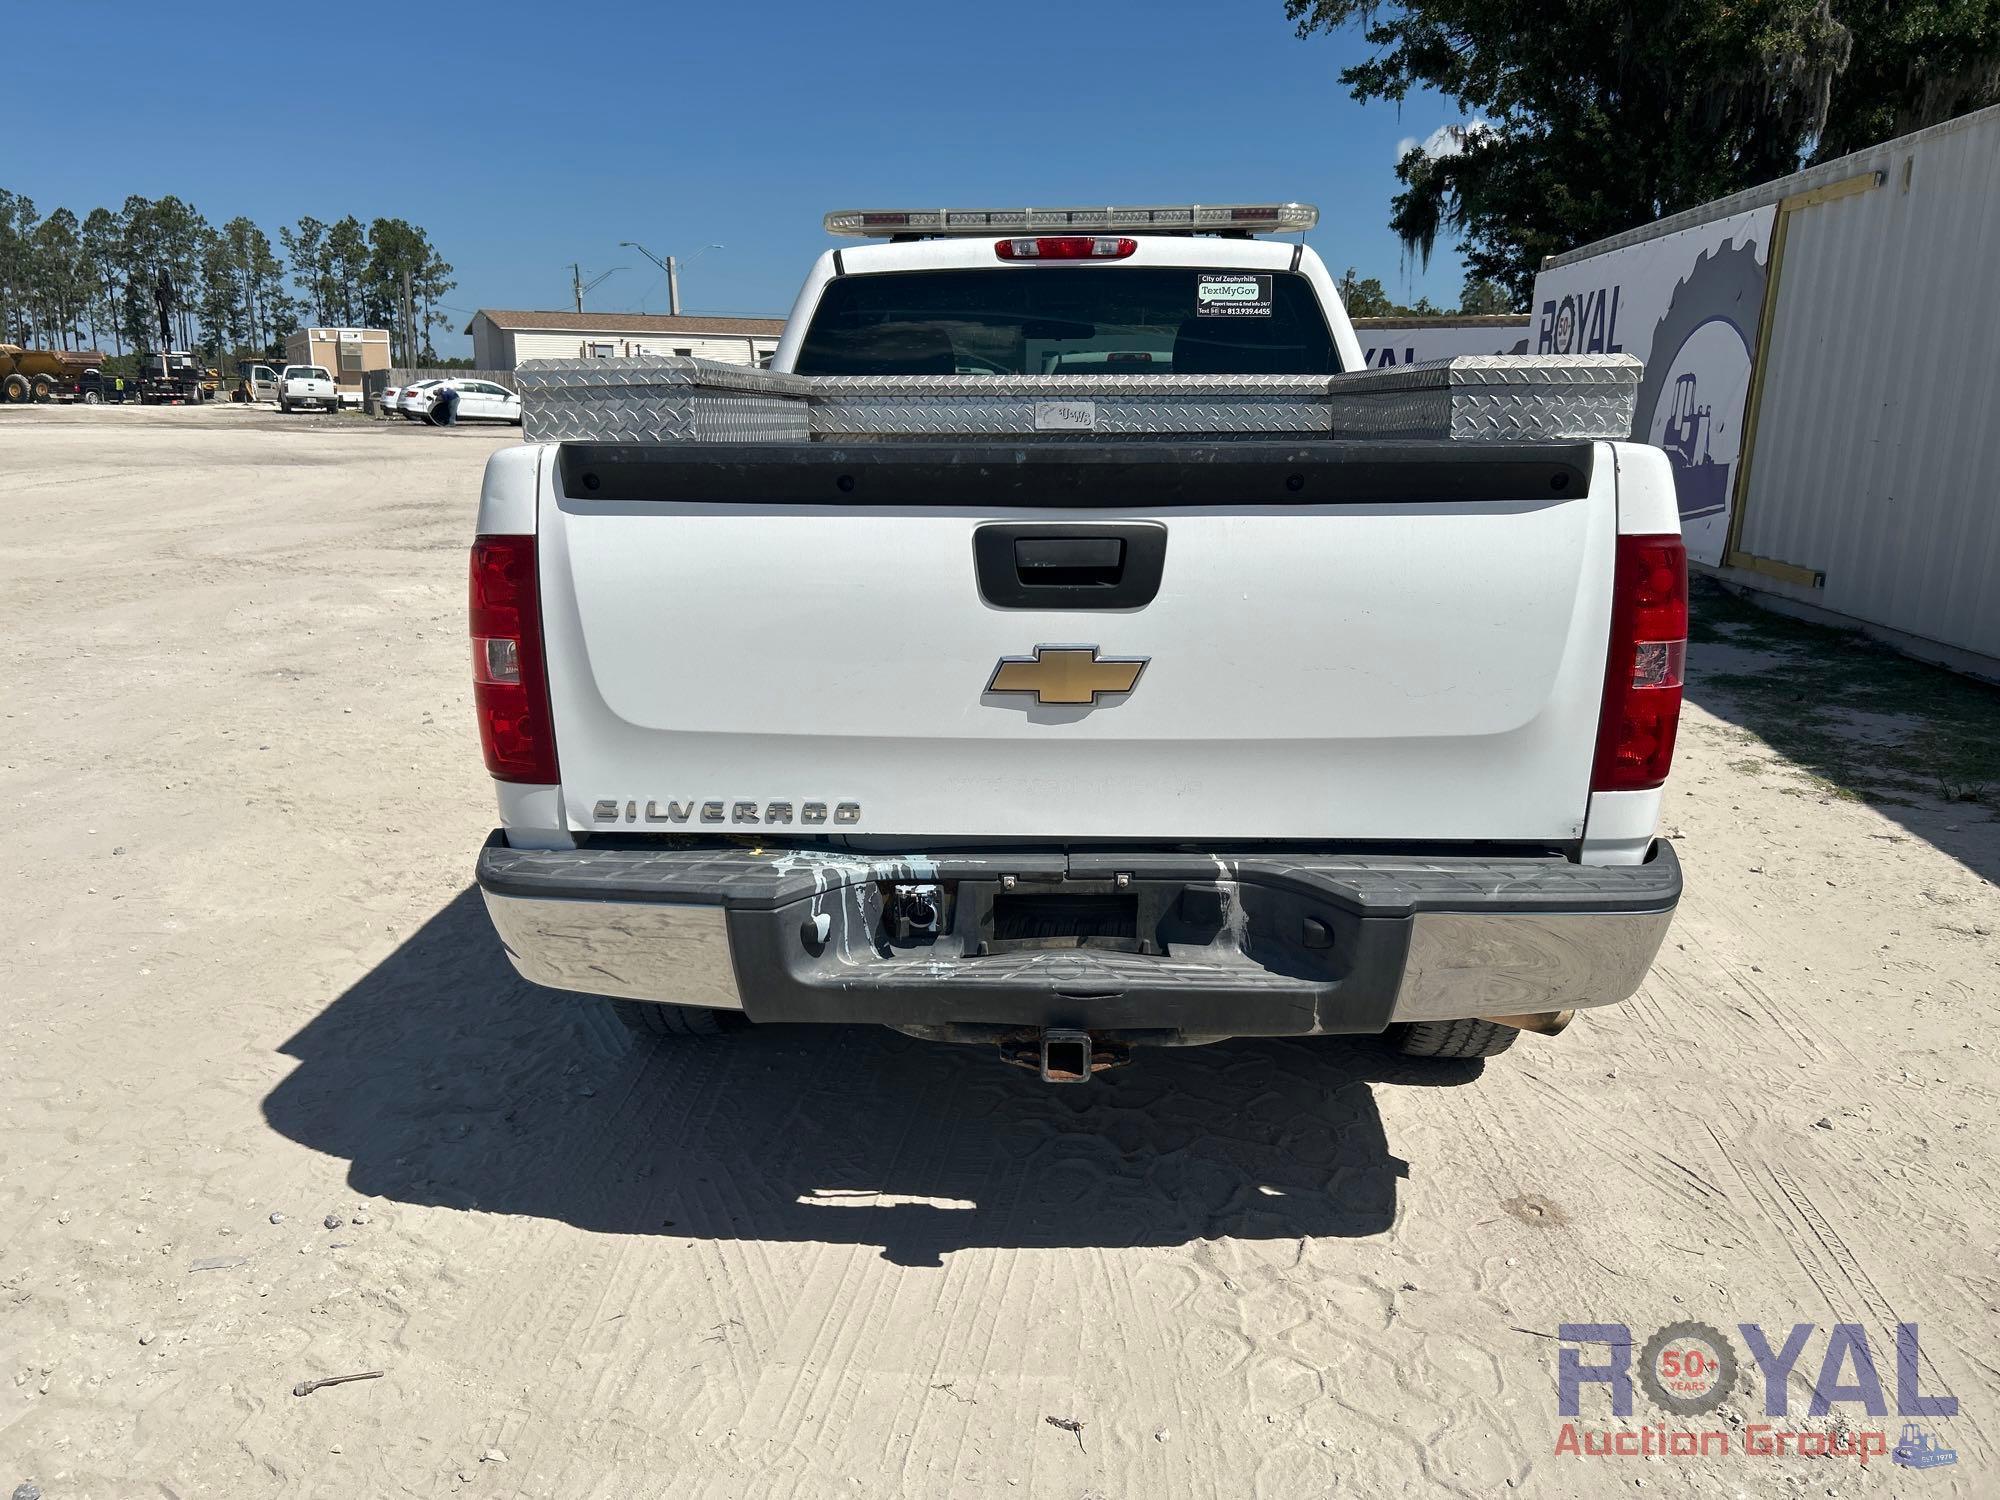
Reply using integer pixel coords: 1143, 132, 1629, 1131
2, 402, 1995, 1499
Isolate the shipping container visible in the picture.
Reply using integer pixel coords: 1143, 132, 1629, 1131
1532, 103, 2000, 675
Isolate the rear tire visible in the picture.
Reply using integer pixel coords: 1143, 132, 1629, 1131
279, 398, 292, 413
31, 375, 55, 402
1386, 1018, 1520, 1059
2, 373, 29, 403
609, 999, 745, 1039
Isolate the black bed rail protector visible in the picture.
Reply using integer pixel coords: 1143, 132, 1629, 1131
555, 440, 1595, 508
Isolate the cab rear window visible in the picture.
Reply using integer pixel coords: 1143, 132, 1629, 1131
794, 267, 1340, 377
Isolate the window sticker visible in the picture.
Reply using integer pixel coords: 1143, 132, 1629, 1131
1196, 273, 1273, 317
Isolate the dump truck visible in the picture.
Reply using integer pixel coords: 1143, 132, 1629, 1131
0, 345, 111, 403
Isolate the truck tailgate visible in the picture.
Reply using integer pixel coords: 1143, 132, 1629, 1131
535, 442, 1616, 842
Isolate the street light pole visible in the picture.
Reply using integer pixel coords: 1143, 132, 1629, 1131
622, 242, 724, 316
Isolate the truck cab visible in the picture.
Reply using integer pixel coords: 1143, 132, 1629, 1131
469, 202, 1686, 1078
773, 222, 1358, 378
233, 362, 281, 405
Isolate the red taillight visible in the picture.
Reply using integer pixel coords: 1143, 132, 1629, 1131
470, 534, 558, 783
1591, 533, 1688, 792
995, 236, 1138, 261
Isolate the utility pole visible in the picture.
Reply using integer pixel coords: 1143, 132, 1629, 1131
401, 266, 416, 370
622, 242, 720, 316
569, 264, 624, 314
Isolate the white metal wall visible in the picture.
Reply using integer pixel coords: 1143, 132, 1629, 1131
507, 329, 777, 367
626, 335, 778, 366
471, 320, 508, 370
1353, 317, 1530, 368
1734, 106, 2000, 659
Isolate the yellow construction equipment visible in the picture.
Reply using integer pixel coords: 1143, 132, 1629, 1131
0, 344, 110, 403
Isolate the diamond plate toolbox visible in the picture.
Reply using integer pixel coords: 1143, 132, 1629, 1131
517, 357, 813, 444
1323, 355, 1640, 441
805, 373, 1339, 439
516, 354, 1641, 445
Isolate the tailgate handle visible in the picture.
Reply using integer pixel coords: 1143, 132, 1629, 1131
975, 523, 1167, 609
1014, 536, 1124, 585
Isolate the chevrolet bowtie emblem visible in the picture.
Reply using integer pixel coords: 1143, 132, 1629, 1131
986, 645, 1148, 705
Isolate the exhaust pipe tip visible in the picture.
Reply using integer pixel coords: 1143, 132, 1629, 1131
1479, 1009, 1576, 1036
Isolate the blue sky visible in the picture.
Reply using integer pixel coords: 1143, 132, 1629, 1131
12, 1, 1475, 352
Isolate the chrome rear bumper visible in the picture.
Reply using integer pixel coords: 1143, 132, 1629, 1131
477, 834, 1679, 1036
485, 894, 743, 1010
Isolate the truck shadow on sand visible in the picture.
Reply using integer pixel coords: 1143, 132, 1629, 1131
263, 889, 1481, 1267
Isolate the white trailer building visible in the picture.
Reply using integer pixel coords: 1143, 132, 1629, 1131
466, 310, 785, 371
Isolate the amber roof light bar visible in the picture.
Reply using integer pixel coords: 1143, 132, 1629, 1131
823, 203, 1318, 239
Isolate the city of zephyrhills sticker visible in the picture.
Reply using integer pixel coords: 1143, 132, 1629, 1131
1196, 273, 1272, 316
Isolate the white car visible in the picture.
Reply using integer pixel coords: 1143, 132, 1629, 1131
378, 383, 404, 415
406, 379, 522, 425
469, 200, 1686, 1075
390, 379, 441, 418
277, 365, 340, 413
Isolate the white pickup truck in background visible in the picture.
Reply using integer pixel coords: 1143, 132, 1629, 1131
469, 202, 1687, 1081
277, 364, 340, 413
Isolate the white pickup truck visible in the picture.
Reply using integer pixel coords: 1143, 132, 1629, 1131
470, 202, 1685, 1080
277, 364, 340, 413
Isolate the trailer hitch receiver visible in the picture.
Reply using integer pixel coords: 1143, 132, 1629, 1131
995, 1028, 1134, 1081
1040, 1029, 1093, 1083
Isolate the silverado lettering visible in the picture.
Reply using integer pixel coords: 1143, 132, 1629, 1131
592, 799, 860, 825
